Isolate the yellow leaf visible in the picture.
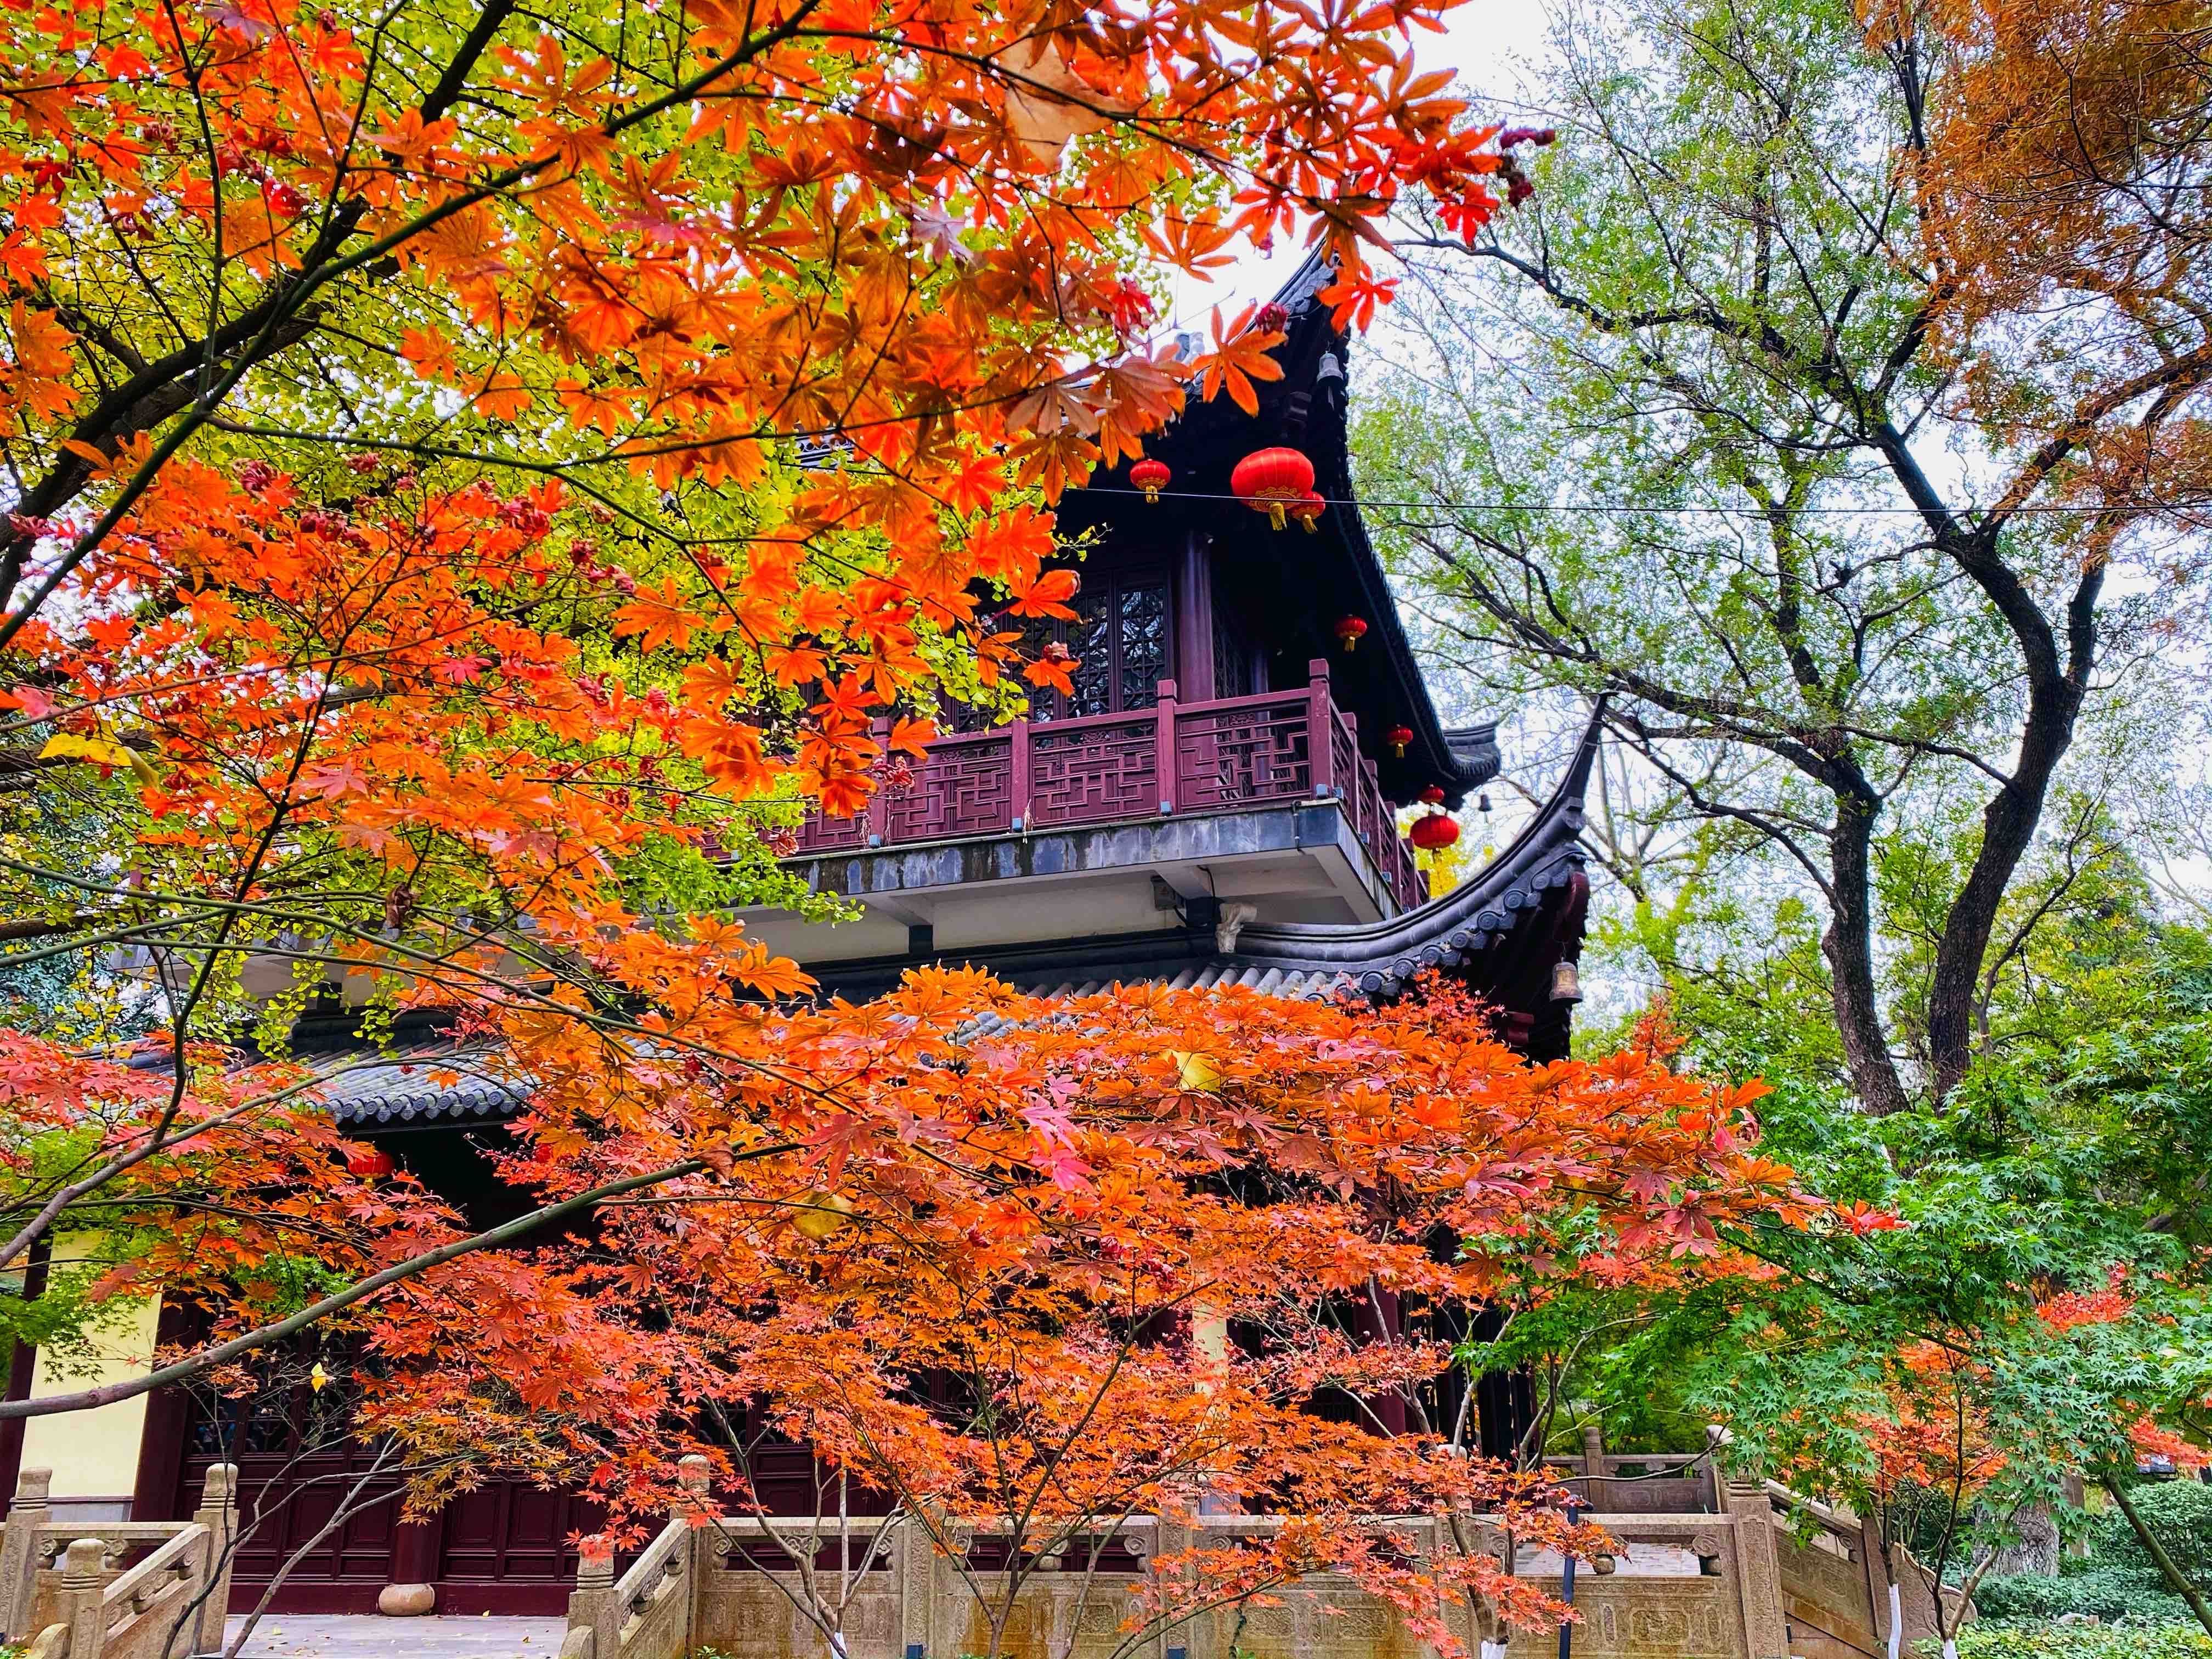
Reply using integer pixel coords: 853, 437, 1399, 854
1170, 1049, 1223, 1093
39, 732, 135, 768
792, 1190, 855, 1239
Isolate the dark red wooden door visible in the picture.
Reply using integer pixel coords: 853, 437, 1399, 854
179, 1380, 411, 1614
176, 1376, 593, 1615
435, 1483, 601, 1613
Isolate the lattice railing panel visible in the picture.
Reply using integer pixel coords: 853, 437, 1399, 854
1353, 757, 1382, 854
1029, 718, 1158, 828
1173, 696, 1311, 812
884, 735, 1014, 842
1330, 716, 1361, 811
793, 808, 866, 855
1385, 837, 1427, 910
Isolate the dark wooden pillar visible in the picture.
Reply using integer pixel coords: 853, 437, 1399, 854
0, 1240, 50, 1501
1464, 1304, 1537, 1465
381, 1504, 447, 1615
1173, 532, 1214, 702
1353, 1287, 1409, 1436
129, 1296, 195, 1519
1476, 1364, 1537, 1464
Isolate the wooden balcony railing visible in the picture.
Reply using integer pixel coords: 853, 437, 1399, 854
791, 658, 1429, 912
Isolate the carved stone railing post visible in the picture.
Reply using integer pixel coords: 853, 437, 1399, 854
895, 1513, 938, 1659
1582, 1424, 1609, 1514
1153, 1516, 1198, 1659
1724, 1482, 1790, 1659
672, 1452, 712, 1510
1, 1466, 53, 1639
567, 1536, 620, 1659
58, 1536, 108, 1659
190, 1463, 239, 1653
675, 1453, 712, 1647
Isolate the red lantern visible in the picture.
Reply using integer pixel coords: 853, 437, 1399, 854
1409, 811, 1460, 851
1334, 614, 1368, 652
1130, 457, 1170, 504
343, 1146, 394, 1179
1386, 724, 1414, 759
1231, 446, 1316, 530
1289, 489, 1325, 533
1419, 784, 1447, 805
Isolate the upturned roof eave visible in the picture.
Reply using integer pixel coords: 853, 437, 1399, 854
1220, 707, 1598, 993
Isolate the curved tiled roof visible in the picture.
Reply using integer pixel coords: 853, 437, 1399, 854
1223, 714, 1596, 996
307, 1041, 527, 1128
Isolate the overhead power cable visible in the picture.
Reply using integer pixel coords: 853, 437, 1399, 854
1071, 483, 2204, 518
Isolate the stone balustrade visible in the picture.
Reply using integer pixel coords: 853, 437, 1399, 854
552, 1463, 1886, 1659
0, 1465, 238, 1659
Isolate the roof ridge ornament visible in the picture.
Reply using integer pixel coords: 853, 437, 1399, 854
1276, 248, 1339, 315
1215, 902, 1260, 953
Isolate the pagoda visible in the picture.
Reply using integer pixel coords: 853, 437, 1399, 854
737, 250, 1593, 1061
93, 252, 1597, 1618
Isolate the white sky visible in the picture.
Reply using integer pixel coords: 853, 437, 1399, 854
1147, 1, 2212, 923
1159, 0, 1559, 329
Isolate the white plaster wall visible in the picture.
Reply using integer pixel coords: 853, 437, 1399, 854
18, 1241, 160, 1501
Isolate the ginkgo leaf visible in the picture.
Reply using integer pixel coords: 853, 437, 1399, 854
31, 729, 163, 791
791, 1190, 855, 1239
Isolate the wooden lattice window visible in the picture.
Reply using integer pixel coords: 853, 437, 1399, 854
1001, 566, 1172, 722
1212, 589, 1264, 701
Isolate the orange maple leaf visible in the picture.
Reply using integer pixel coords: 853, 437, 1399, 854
612, 576, 699, 653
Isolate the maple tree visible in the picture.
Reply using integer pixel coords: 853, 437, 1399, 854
311, 975, 1824, 1659
1731, 1252, 2212, 1653
0, 0, 1530, 1387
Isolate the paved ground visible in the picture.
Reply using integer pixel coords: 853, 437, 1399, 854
222, 1615, 568, 1657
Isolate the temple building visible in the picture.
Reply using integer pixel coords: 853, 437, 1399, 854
0, 253, 1597, 1619
739, 251, 1592, 1059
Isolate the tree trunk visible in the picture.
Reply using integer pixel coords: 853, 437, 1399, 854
1924, 720, 2081, 1099
1986, 1503, 2059, 1578
1824, 792, 1913, 1116
1923, 539, 2100, 1101
2102, 1474, 2212, 1638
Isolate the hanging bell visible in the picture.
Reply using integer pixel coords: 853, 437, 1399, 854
1550, 960, 1583, 1003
